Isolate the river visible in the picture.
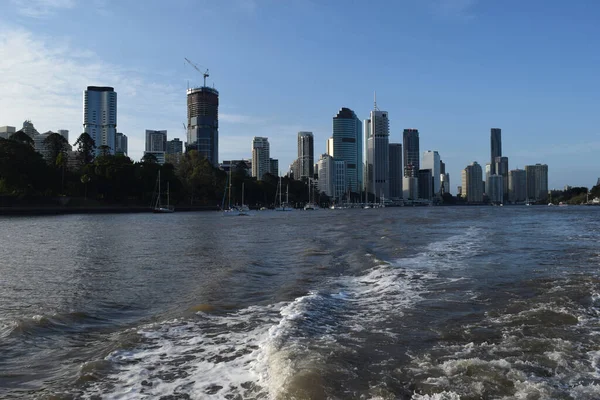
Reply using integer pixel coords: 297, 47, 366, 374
1, 206, 599, 399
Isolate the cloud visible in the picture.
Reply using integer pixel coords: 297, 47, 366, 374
10, 0, 76, 18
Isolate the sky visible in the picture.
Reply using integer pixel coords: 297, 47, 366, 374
1, 0, 599, 191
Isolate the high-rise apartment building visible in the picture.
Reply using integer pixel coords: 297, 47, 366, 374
0, 126, 16, 139
332, 108, 363, 192
389, 143, 403, 199
365, 110, 390, 199
422, 150, 441, 196
403, 129, 419, 178
490, 128, 502, 175
115, 132, 128, 155
166, 138, 183, 155
461, 161, 483, 203
525, 164, 548, 201
83, 86, 117, 155
251, 137, 270, 180
326, 137, 334, 157
269, 158, 279, 177
146, 130, 167, 152
317, 154, 334, 198
297, 132, 314, 180
57, 130, 69, 142
22, 120, 39, 137
403, 176, 419, 200
509, 169, 526, 203
494, 156, 509, 201
187, 86, 219, 165
333, 160, 348, 202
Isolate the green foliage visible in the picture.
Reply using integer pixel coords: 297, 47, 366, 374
43, 132, 69, 166
9, 130, 34, 147
0, 138, 51, 196
74, 133, 96, 165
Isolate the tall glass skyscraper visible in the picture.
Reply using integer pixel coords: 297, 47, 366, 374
83, 86, 117, 155
297, 132, 314, 180
490, 128, 502, 175
403, 129, 419, 178
187, 86, 219, 166
332, 108, 363, 192
365, 110, 390, 199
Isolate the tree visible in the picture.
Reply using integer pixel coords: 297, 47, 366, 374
141, 153, 158, 164
9, 130, 34, 147
74, 133, 96, 165
43, 132, 69, 167
0, 138, 51, 196
98, 145, 111, 157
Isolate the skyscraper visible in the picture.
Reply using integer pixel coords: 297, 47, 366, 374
365, 110, 390, 199
146, 130, 167, 152
490, 128, 502, 175
422, 150, 441, 195
389, 143, 403, 199
83, 86, 117, 155
252, 137, 270, 180
509, 169, 526, 203
525, 164, 549, 202
461, 162, 483, 203
403, 129, 419, 178
115, 132, 128, 155
317, 154, 334, 197
269, 158, 279, 177
57, 130, 69, 142
494, 156, 509, 201
166, 138, 183, 155
297, 132, 314, 180
418, 169, 433, 200
488, 175, 504, 204
332, 107, 363, 192
187, 86, 219, 165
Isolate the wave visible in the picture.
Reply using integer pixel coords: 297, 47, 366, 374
0, 311, 106, 339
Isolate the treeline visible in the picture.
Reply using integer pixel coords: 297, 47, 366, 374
0, 132, 317, 208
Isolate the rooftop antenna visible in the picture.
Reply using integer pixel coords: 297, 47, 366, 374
374, 91, 379, 111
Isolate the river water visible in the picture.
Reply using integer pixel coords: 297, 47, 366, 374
1, 206, 600, 399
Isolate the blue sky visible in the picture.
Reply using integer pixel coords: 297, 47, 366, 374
1, 0, 599, 191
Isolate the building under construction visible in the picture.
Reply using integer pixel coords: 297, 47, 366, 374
186, 86, 219, 166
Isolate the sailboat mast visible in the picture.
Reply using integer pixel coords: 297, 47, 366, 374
157, 170, 161, 208
167, 181, 170, 207
279, 176, 282, 206
228, 168, 232, 208
242, 182, 245, 206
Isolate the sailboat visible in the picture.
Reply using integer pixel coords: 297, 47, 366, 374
152, 170, 175, 213
223, 168, 249, 216
303, 178, 319, 210
275, 176, 293, 211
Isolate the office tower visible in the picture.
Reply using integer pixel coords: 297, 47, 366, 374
114, 132, 128, 155
441, 173, 450, 194
494, 156, 509, 201
488, 175, 504, 204
485, 163, 492, 189
297, 132, 314, 180
332, 107, 363, 192
389, 143, 403, 199
509, 169, 526, 203
461, 162, 483, 203
403, 176, 419, 200
365, 110, 390, 199
270, 158, 279, 177
525, 164, 549, 201
0, 126, 16, 139
83, 86, 117, 155
187, 85, 219, 165
57, 130, 69, 142
145, 130, 167, 152
252, 137, 270, 180
317, 154, 334, 197
326, 137, 334, 157
418, 169, 433, 200
440, 160, 445, 175
34, 131, 54, 162
22, 120, 39, 137
422, 151, 441, 195
166, 138, 183, 155
403, 129, 419, 178
490, 128, 501, 175
333, 160, 347, 202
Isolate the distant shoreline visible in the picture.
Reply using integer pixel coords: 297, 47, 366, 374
0, 205, 219, 216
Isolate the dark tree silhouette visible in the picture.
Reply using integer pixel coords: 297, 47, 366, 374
9, 130, 34, 147
74, 133, 96, 165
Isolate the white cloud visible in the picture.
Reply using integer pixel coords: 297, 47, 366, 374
10, 0, 76, 18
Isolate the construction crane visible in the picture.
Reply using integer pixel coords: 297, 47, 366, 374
184, 57, 209, 87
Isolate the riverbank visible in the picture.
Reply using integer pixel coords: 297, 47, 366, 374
0, 205, 219, 216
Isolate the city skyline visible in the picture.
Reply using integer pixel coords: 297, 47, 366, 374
0, 1, 598, 189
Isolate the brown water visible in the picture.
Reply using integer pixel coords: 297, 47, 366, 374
1, 206, 600, 399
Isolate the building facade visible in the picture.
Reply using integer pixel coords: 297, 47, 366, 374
333, 160, 348, 202
389, 143, 403, 199
418, 169, 433, 200
115, 132, 128, 155
167, 138, 183, 155
403, 176, 419, 200
317, 154, 334, 198
0, 126, 16, 139
365, 110, 390, 199
422, 150, 441, 196
525, 164, 549, 202
186, 86, 219, 165
509, 169, 526, 203
332, 107, 363, 193
494, 156, 509, 201
490, 128, 501, 175
146, 130, 167, 152
251, 137, 270, 180
461, 161, 483, 203
488, 174, 504, 204
269, 158, 279, 177
403, 129, 420, 178
83, 86, 117, 155
297, 131, 314, 180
